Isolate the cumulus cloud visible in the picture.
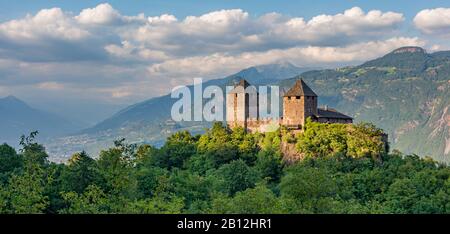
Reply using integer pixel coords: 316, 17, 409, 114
147, 37, 425, 80
0, 3, 433, 104
414, 8, 450, 35
75, 3, 145, 25
104, 41, 169, 62
259, 7, 404, 46
0, 8, 88, 42
119, 7, 404, 57
76, 3, 122, 25
0, 4, 406, 63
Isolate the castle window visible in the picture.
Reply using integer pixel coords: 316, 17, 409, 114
296, 96, 300, 99
288, 97, 292, 100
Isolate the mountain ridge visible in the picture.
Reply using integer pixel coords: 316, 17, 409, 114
45, 47, 450, 162
0, 95, 83, 146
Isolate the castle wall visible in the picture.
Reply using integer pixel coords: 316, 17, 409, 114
282, 96, 305, 128
246, 118, 281, 133
282, 96, 318, 128
305, 96, 318, 117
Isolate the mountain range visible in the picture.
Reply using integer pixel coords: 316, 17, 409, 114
0, 95, 83, 146
3, 47, 449, 163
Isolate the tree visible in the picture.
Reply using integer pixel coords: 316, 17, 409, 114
214, 160, 259, 195
97, 147, 137, 198
347, 123, 386, 159
0, 143, 23, 175
19, 131, 49, 166
168, 170, 215, 209
210, 183, 287, 214
60, 185, 109, 214
231, 127, 259, 164
136, 166, 168, 197
153, 131, 197, 169
61, 151, 100, 193
384, 178, 418, 213
280, 165, 337, 213
7, 164, 49, 213
125, 196, 185, 214
255, 149, 283, 182
185, 153, 216, 175
198, 122, 239, 167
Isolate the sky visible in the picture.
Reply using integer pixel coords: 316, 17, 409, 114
0, 1, 450, 125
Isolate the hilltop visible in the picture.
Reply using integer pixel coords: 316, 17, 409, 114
45, 47, 450, 162
0, 121, 448, 214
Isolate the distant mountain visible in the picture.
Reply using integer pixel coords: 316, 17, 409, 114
46, 48, 450, 162
45, 63, 317, 160
0, 96, 83, 146
81, 62, 315, 135
278, 46, 450, 162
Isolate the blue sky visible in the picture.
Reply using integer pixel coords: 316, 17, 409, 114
0, 1, 450, 124
1, 0, 449, 21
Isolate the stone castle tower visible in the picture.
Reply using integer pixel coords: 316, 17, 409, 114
282, 79, 318, 128
226, 79, 258, 129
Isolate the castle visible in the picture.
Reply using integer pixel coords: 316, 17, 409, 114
226, 78, 353, 132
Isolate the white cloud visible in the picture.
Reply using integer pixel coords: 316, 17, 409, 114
148, 14, 178, 24
0, 8, 89, 41
75, 3, 122, 25
0, 4, 433, 103
266, 7, 404, 44
104, 41, 169, 62
414, 8, 450, 35
147, 37, 425, 81
119, 7, 404, 58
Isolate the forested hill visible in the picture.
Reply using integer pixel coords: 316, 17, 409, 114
278, 46, 450, 162
45, 47, 450, 162
0, 122, 449, 214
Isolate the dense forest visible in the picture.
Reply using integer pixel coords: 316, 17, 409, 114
0, 121, 449, 214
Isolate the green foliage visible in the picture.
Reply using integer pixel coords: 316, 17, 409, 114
7, 164, 49, 213
124, 196, 185, 214
0, 143, 23, 174
97, 146, 138, 197
255, 149, 283, 182
198, 122, 240, 167
136, 166, 168, 197
209, 183, 288, 214
214, 159, 260, 195
281, 166, 337, 202
61, 151, 100, 193
60, 185, 109, 214
0, 124, 449, 214
296, 120, 386, 159
20, 131, 49, 166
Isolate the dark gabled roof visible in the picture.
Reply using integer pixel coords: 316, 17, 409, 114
229, 79, 257, 94
316, 108, 353, 120
284, 79, 317, 97
236, 79, 250, 88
